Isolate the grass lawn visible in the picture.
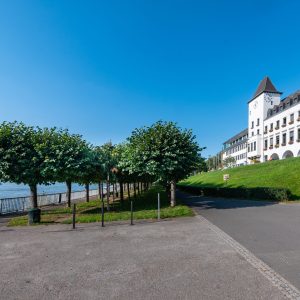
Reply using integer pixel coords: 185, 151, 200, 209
179, 157, 300, 200
8, 186, 194, 226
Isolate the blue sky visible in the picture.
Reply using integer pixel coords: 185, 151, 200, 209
1, 0, 300, 157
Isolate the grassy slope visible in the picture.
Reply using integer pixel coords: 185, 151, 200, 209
180, 157, 300, 199
8, 186, 193, 226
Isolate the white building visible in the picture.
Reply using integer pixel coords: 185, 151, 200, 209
222, 77, 300, 166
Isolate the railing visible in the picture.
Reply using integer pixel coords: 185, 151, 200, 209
0, 188, 100, 215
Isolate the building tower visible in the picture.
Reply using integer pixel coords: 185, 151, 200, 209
247, 77, 282, 163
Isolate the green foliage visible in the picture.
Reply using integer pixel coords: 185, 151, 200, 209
222, 156, 235, 168
1, 120, 204, 209
45, 129, 92, 184
98, 142, 116, 175
120, 121, 204, 184
0, 122, 54, 187
0, 122, 101, 208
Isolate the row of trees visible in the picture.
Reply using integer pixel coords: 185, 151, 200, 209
0, 120, 204, 211
206, 153, 237, 171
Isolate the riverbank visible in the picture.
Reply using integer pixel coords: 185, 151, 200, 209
8, 186, 193, 226
0, 182, 99, 199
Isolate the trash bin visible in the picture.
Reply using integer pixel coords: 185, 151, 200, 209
28, 208, 41, 224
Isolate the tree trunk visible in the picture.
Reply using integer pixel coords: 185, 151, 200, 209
137, 182, 140, 194
85, 183, 89, 202
120, 180, 124, 203
101, 181, 104, 200
170, 181, 176, 207
112, 183, 115, 204
66, 181, 72, 208
127, 182, 130, 199
98, 182, 102, 200
30, 184, 38, 208
166, 183, 171, 201
133, 182, 137, 198
116, 182, 119, 198
106, 174, 110, 211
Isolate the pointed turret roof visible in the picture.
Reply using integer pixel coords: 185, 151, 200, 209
252, 76, 282, 99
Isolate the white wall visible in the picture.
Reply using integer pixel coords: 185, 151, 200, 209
247, 92, 281, 162
263, 103, 300, 160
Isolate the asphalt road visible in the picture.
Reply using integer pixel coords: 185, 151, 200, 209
182, 192, 300, 290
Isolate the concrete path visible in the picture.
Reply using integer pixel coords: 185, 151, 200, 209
181, 192, 300, 293
0, 216, 294, 299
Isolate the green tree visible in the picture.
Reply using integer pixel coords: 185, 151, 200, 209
98, 142, 116, 211
223, 156, 235, 168
77, 146, 103, 202
113, 143, 133, 203
0, 122, 55, 209
46, 129, 91, 207
123, 121, 203, 206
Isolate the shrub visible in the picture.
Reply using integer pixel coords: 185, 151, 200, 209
178, 185, 291, 201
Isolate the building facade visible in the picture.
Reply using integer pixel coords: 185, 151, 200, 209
221, 77, 300, 166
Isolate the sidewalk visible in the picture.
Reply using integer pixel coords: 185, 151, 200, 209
0, 216, 293, 299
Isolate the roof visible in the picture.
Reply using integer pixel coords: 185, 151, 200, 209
266, 90, 300, 120
249, 77, 282, 102
223, 128, 248, 144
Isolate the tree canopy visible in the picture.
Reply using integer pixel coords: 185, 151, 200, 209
119, 121, 204, 205
0, 120, 204, 213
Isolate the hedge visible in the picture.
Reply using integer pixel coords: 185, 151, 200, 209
178, 185, 291, 201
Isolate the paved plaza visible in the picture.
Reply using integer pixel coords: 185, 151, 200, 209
0, 213, 293, 300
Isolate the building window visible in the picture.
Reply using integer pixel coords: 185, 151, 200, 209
264, 155, 268, 162
298, 111, 300, 118
264, 139, 268, 150
276, 120, 280, 129
257, 118, 260, 126
257, 129, 260, 135
248, 144, 250, 152
252, 132, 254, 136
264, 125, 267, 133
275, 135, 280, 146
289, 130, 294, 144
282, 133, 286, 145
269, 123, 273, 132
254, 142, 256, 151
290, 114, 294, 124
298, 128, 300, 141
283, 117, 287, 126
251, 121, 254, 129
270, 137, 273, 147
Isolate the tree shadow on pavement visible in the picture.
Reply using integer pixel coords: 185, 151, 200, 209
178, 191, 277, 210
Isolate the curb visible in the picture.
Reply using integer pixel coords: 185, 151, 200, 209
195, 214, 300, 300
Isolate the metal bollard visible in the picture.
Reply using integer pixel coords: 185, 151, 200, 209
158, 193, 160, 220
130, 200, 133, 225
101, 200, 105, 227
72, 203, 76, 229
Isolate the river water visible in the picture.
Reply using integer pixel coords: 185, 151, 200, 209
0, 182, 99, 199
